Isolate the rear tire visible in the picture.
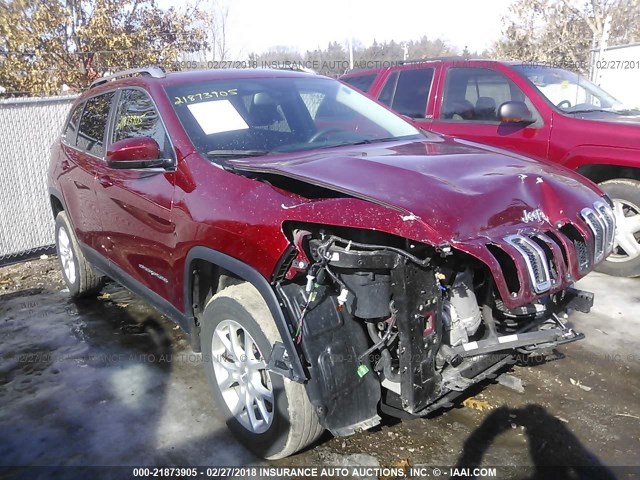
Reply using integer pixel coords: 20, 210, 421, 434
201, 283, 323, 459
54, 212, 105, 297
595, 179, 640, 278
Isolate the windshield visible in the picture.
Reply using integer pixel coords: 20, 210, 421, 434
513, 65, 623, 113
165, 76, 421, 159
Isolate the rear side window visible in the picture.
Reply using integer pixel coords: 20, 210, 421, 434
62, 102, 84, 145
390, 68, 434, 118
112, 89, 172, 158
76, 92, 114, 157
342, 74, 377, 92
378, 71, 399, 107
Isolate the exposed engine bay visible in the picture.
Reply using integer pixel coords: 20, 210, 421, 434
270, 225, 600, 437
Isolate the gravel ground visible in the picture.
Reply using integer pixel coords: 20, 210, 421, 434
0, 257, 639, 479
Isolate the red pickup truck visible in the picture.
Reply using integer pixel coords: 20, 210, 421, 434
341, 59, 640, 277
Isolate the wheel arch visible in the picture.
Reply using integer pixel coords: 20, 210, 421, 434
561, 145, 639, 184
577, 164, 640, 184
49, 187, 67, 219
183, 246, 307, 382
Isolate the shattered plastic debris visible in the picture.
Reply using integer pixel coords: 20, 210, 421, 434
497, 373, 525, 393
462, 397, 491, 411
570, 377, 592, 391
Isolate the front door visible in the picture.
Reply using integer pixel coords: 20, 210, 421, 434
94, 88, 177, 302
426, 66, 551, 160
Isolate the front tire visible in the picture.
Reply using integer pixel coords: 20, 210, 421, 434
54, 212, 105, 297
201, 283, 323, 459
596, 179, 640, 277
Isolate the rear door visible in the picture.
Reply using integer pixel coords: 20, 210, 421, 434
375, 66, 437, 124
428, 66, 551, 159
59, 93, 115, 250
93, 88, 177, 302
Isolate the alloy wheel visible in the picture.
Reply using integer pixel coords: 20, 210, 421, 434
609, 198, 640, 263
211, 319, 274, 434
57, 227, 77, 284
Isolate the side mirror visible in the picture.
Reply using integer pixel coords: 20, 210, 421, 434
106, 137, 172, 169
497, 101, 535, 125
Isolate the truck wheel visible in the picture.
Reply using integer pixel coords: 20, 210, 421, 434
54, 212, 105, 297
596, 179, 640, 277
201, 283, 323, 459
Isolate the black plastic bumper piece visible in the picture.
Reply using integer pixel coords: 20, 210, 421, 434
277, 283, 381, 436
564, 287, 594, 313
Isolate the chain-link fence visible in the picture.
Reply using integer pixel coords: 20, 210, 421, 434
0, 96, 77, 265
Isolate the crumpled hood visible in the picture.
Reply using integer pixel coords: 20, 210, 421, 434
229, 138, 604, 243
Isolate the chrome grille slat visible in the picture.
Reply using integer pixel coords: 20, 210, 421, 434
504, 234, 552, 294
574, 239, 589, 271
581, 200, 616, 263
533, 233, 561, 280
581, 208, 605, 262
594, 201, 616, 252
559, 223, 590, 272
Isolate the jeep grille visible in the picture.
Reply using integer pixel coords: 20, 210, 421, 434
504, 234, 552, 294
559, 224, 590, 272
581, 201, 615, 263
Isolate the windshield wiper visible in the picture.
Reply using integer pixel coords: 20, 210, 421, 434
350, 137, 401, 145
567, 108, 617, 115
320, 137, 407, 149
206, 149, 270, 159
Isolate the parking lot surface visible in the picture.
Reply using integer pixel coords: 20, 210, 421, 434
0, 257, 639, 478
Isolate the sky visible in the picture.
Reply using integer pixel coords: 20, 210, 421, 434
164, 0, 515, 57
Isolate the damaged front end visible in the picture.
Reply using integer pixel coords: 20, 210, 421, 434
268, 205, 614, 436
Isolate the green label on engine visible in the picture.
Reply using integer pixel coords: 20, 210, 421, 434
357, 363, 369, 378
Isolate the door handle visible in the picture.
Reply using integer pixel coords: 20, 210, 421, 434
98, 175, 114, 188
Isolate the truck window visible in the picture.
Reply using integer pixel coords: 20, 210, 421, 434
378, 71, 399, 107
441, 67, 535, 122
342, 74, 377, 93
388, 68, 434, 119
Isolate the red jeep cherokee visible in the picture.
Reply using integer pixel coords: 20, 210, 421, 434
341, 59, 640, 277
49, 67, 614, 458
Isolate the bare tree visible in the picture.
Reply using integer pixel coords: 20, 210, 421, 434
209, 0, 230, 61
494, 0, 640, 72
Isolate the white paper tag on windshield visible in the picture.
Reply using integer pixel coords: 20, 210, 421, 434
187, 100, 249, 135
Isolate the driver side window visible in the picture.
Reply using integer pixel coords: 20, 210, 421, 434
441, 67, 538, 123
112, 89, 172, 158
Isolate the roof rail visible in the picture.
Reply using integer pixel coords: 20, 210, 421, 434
343, 56, 487, 74
398, 56, 482, 65
89, 66, 166, 89
274, 65, 317, 74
